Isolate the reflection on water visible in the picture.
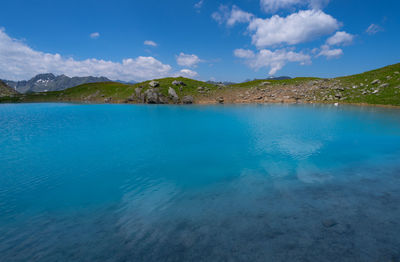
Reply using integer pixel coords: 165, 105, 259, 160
0, 104, 400, 261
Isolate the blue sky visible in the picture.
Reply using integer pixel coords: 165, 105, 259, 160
0, 0, 399, 82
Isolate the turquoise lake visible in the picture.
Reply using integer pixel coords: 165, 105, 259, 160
1, 103, 400, 261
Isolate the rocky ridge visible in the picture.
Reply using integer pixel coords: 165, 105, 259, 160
0, 80, 18, 97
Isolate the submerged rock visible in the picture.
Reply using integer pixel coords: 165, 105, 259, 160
322, 219, 338, 228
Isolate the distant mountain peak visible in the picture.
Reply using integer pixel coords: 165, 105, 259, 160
1, 73, 111, 93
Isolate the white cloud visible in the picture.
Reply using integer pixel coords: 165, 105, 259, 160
326, 31, 354, 46
317, 44, 343, 59
227, 6, 254, 26
144, 40, 157, 47
174, 69, 199, 78
0, 28, 172, 81
212, 5, 253, 26
248, 10, 339, 48
260, 0, 330, 13
90, 32, 100, 39
366, 24, 383, 35
212, 5, 230, 25
194, 0, 204, 9
234, 48, 311, 75
176, 52, 201, 67
234, 49, 255, 58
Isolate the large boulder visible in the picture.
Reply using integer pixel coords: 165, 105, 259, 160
172, 80, 186, 86
144, 88, 159, 104
217, 96, 224, 104
149, 81, 160, 88
182, 95, 194, 104
168, 87, 179, 103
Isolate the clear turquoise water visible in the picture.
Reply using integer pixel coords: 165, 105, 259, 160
1, 103, 400, 261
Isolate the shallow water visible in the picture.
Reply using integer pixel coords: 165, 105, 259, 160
1, 103, 400, 261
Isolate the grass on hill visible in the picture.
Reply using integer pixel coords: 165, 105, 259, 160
229, 77, 321, 88
332, 63, 400, 106
1, 63, 399, 106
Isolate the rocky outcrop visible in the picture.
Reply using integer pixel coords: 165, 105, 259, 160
0, 80, 18, 97
182, 95, 194, 104
144, 88, 160, 104
149, 81, 160, 88
168, 87, 179, 103
172, 80, 186, 86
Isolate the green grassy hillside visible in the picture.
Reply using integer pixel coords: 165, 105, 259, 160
1, 63, 399, 106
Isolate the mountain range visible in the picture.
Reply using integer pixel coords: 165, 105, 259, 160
1, 74, 112, 93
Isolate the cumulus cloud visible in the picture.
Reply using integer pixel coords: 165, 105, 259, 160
248, 10, 339, 48
234, 49, 255, 58
260, 0, 330, 13
234, 48, 311, 75
317, 45, 343, 59
144, 40, 157, 47
366, 24, 383, 35
174, 69, 199, 78
227, 6, 254, 26
0, 28, 172, 81
212, 5, 253, 26
90, 32, 100, 39
176, 52, 202, 67
326, 31, 354, 46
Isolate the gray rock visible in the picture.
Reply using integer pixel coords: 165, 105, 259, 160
379, 83, 389, 88
394, 71, 399, 75
182, 95, 194, 104
168, 87, 179, 103
149, 81, 160, 88
197, 86, 205, 91
371, 79, 381, 85
104, 97, 112, 103
260, 81, 271, 86
217, 96, 224, 104
158, 95, 168, 104
172, 80, 186, 86
135, 87, 142, 97
144, 89, 159, 104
